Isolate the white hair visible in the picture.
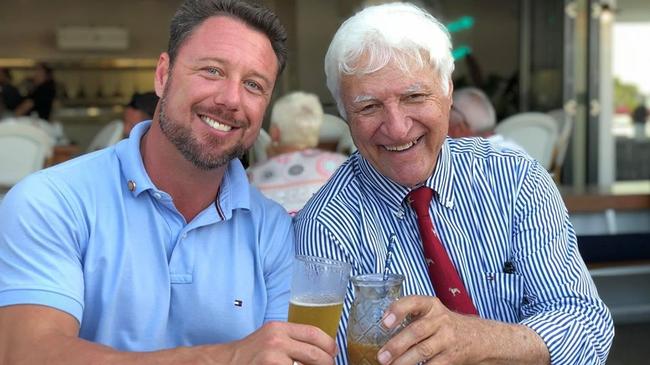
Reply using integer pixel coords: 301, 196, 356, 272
270, 91, 323, 148
324, 2, 455, 119
452, 87, 496, 133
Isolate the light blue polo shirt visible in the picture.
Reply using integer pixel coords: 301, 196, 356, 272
0, 121, 294, 351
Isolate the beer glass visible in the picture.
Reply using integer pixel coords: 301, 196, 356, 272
287, 255, 351, 338
347, 273, 404, 365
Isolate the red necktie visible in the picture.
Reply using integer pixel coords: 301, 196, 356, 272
408, 186, 478, 315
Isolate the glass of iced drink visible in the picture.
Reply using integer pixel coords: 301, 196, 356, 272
346, 273, 404, 365
287, 255, 351, 338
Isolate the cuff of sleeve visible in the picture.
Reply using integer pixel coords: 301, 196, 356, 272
521, 311, 605, 365
264, 308, 289, 323
0, 288, 83, 324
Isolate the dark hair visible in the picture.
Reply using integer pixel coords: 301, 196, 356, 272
128, 92, 160, 118
168, 0, 287, 74
36, 62, 53, 78
0, 67, 11, 81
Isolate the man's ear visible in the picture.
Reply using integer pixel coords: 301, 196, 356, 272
154, 52, 170, 97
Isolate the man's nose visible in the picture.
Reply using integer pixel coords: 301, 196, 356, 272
213, 79, 241, 111
382, 104, 412, 139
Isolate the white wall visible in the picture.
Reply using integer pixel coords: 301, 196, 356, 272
0, 0, 182, 59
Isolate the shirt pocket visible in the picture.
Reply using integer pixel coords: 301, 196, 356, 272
486, 272, 525, 321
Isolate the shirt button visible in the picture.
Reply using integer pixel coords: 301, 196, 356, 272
181, 233, 187, 239
394, 209, 405, 220
154, 192, 162, 199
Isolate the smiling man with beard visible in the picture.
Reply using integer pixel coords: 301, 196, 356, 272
0, 1, 336, 364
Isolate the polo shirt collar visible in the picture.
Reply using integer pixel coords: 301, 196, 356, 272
115, 120, 251, 218
215, 158, 250, 219
355, 138, 456, 210
116, 120, 155, 197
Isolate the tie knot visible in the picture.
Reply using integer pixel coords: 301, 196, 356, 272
407, 186, 434, 217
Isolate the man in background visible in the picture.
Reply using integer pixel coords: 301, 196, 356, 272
0, 67, 23, 117
449, 86, 524, 152
14, 62, 57, 121
122, 91, 159, 137
632, 97, 648, 139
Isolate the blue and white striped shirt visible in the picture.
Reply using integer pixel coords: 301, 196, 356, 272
294, 137, 613, 365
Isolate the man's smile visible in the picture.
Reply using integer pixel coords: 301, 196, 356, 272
199, 114, 235, 132
383, 135, 423, 152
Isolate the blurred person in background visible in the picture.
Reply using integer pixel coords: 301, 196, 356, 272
0, 67, 23, 117
449, 86, 524, 152
248, 91, 347, 215
122, 91, 159, 137
0, 1, 336, 364
632, 96, 648, 139
14, 62, 57, 121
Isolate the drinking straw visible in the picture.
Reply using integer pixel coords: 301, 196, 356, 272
383, 234, 397, 281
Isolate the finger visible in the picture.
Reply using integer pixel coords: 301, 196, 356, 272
379, 316, 441, 364
286, 341, 336, 365
382, 295, 441, 330
286, 322, 338, 357
387, 335, 444, 365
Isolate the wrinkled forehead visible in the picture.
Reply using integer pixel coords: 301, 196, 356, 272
340, 54, 443, 98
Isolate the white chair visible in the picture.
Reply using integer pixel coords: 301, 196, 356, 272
547, 109, 574, 179
318, 113, 357, 155
0, 121, 55, 187
250, 128, 272, 165
495, 112, 559, 170
320, 114, 348, 145
336, 129, 357, 155
86, 120, 124, 153
319, 113, 356, 154
1, 116, 63, 143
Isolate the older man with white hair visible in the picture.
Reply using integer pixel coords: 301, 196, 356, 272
249, 91, 347, 214
295, 2, 613, 365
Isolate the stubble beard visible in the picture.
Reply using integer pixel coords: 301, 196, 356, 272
157, 84, 246, 171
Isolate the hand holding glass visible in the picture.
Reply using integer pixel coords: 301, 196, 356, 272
347, 273, 404, 365
287, 255, 351, 338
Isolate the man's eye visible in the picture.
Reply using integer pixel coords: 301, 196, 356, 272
406, 93, 426, 102
205, 67, 222, 76
359, 104, 379, 114
244, 80, 263, 92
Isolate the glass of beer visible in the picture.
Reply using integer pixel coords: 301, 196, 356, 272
347, 273, 404, 365
287, 255, 351, 338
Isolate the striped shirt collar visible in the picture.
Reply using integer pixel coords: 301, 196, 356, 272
355, 138, 456, 210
